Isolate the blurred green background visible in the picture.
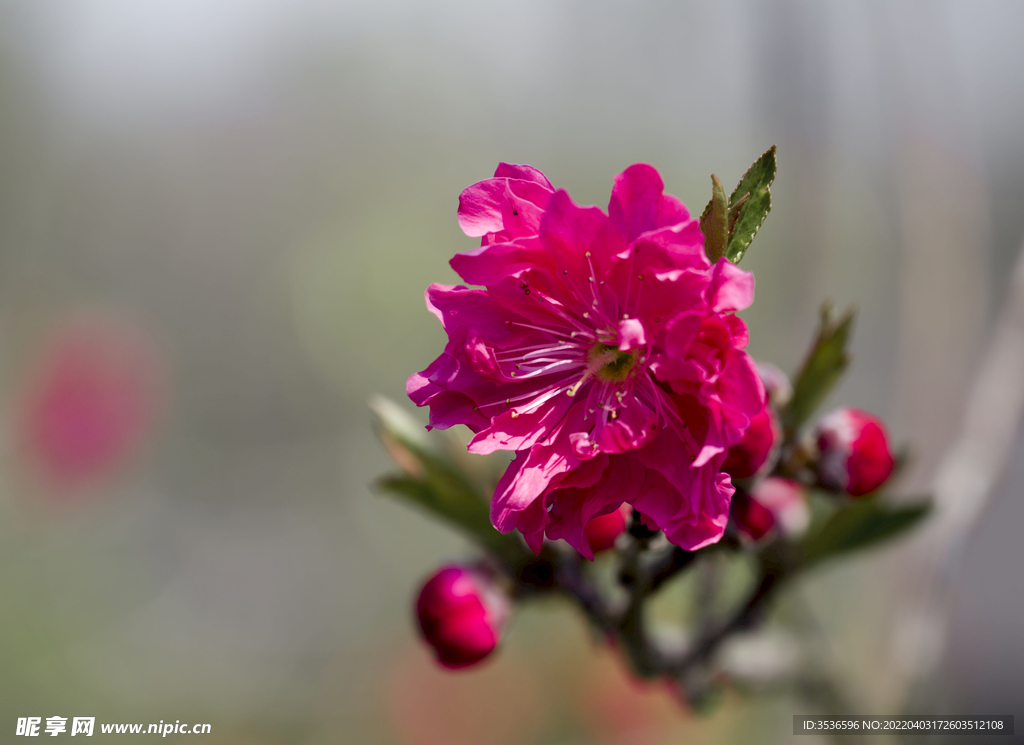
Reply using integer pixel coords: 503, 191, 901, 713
1, 1, 1023, 743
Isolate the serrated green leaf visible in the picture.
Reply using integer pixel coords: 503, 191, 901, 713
725, 145, 776, 263
370, 395, 523, 556
699, 174, 729, 262
781, 303, 855, 437
798, 498, 931, 567
727, 192, 749, 235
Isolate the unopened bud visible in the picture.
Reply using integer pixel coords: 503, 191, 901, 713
815, 408, 895, 497
731, 489, 775, 542
750, 477, 809, 537
733, 477, 809, 542
415, 564, 509, 669
584, 504, 629, 554
722, 406, 780, 480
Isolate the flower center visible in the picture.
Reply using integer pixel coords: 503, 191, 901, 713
588, 342, 638, 382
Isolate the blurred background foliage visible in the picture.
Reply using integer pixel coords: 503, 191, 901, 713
0, 1, 1022, 743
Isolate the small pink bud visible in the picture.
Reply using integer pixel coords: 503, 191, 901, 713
815, 408, 895, 497
722, 405, 780, 480
750, 477, 809, 537
416, 564, 509, 670
733, 478, 809, 542
731, 489, 775, 542
584, 504, 629, 555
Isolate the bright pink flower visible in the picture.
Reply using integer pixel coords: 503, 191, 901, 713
815, 408, 895, 497
408, 163, 764, 557
416, 564, 509, 670
721, 404, 779, 480
584, 504, 630, 554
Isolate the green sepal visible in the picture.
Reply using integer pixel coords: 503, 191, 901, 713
699, 174, 729, 262
725, 145, 776, 263
370, 396, 525, 558
781, 303, 855, 438
798, 497, 931, 568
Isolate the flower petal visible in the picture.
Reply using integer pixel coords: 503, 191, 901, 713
617, 318, 646, 351
457, 175, 553, 239
493, 162, 553, 188
539, 189, 625, 284
609, 163, 691, 242
468, 389, 575, 454
450, 236, 555, 286
707, 258, 755, 313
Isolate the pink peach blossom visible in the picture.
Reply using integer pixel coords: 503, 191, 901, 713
409, 163, 764, 556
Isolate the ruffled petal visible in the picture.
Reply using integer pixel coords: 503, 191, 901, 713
707, 258, 755, 313
457, 173, 553, 240
493, 162, 553, 188
450, 236, 555, 286
617, 318, 646, 351
468, 390, 575, 454
489, 404, 590, 532
608, 163, 691, 242
539, 189, 626, 284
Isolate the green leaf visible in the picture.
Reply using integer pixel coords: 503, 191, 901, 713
799, 498, 931, 567
727, 192, 749, 236
699, 174, 729, 262
369, 396, 525, 557
725, 145, 776, 263
781, 303, 855, 437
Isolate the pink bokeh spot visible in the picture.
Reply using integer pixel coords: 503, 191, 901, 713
19, 316, 161, 488
409, 163, 764, 556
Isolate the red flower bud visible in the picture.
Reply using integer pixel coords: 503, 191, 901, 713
722, 405, 780, 480
731, 489, 775, 541
815, 408, 895, 497
584, 504, 629, 555
733, 477, 809, 542
415, 564, 509, 670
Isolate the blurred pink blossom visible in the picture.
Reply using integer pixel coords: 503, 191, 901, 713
17, 315, 161, 488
